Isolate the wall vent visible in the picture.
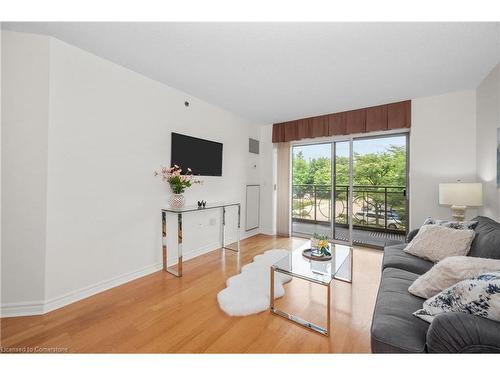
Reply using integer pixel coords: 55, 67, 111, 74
249, 138, 260, 154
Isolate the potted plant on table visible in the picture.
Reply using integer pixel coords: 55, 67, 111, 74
154, 165, 202, 208
311, 233, 331, 257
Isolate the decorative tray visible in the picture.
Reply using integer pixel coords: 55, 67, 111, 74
302, 248, 332, 261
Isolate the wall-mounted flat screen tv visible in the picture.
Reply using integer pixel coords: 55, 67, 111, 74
171, 132, 223, 176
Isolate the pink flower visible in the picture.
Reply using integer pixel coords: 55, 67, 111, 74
154, 165, 202, 190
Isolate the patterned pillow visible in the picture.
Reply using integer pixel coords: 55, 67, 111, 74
413, 271, 500, 324
423, 217, 478, 230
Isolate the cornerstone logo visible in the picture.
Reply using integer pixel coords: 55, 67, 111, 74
0, 346, 68, 353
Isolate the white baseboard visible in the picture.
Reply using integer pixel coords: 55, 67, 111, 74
42, 262, 163, 315
167, 241, 221, 264
2, 229, 266, 318
258, 227, 276, 236
166, 230, 261, 264
1, 262, 162, 318
0, 300, 45, 317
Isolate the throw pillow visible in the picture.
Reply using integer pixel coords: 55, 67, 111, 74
422, 217, 478, 230
413, 271, 500, 324
408, 256, 500, 299
404, 224, 475, 262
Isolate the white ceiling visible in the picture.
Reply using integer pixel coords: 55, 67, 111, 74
3, 22, 499, 124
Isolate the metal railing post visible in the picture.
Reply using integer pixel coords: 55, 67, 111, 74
314, 185, 317, 222
346, 185, 349, 225
384, 187, 388, 232
328, 186, 331, 223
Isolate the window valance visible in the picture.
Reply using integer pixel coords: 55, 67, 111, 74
272, 100, 410, 143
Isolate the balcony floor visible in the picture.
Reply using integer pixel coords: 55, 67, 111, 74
292, 221, 406, 249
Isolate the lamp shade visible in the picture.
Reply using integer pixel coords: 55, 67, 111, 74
439, 183, 483, 206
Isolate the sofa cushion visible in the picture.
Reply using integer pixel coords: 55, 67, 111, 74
371, 268, 430, 353
470, 216, 500, 259
403, 224, 475, 262
422, 217, 478, 230
408, 256, 500, 299
383, 243, 434, 275
413, 271, 500, 324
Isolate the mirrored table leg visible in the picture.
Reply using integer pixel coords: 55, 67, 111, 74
162, 210, 183, 277
222, 205, 239, 252
237, 204, 240, 251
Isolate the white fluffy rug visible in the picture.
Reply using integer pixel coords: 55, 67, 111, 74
217, 249, 292, 316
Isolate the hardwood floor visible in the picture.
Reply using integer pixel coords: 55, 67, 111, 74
0, 234, 383, 353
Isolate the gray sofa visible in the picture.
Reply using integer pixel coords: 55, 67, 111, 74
371, 216, 500, 353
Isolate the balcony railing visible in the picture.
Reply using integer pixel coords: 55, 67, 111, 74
292, 184, 407, 234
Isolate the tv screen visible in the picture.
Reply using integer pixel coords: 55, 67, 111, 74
171, 133, 223, 176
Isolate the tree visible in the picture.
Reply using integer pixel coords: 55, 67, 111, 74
293, 146, 406, 188
311, 157, 331, 186
353, 145, 406, 187
352, 146, 406, 225
334, 156, 349, 185
292, 151, 309, 185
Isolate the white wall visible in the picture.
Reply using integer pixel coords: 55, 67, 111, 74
410, 90, 478, 228
476, 63, 500, 221
1, 31, 50, 312
1, 31, 264, 316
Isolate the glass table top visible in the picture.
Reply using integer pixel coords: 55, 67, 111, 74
272, 241, 352, 285
162, 201, 240, 213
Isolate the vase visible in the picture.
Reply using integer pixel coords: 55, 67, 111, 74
310, 238, 321, 256
169, 193, 185, 209
310, 237, 319, 249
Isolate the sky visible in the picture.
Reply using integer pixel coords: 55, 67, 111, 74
293, 135, 406, 160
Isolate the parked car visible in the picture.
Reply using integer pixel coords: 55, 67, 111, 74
354, 210, 402, 229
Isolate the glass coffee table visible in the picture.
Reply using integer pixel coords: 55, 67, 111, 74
270, 241, 353, 336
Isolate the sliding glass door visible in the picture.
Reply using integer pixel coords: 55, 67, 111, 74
351, 135, 408, 247
291, 133, 408, 248
291, 143, 332, 237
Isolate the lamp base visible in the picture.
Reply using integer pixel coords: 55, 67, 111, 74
450, 205, 466, 222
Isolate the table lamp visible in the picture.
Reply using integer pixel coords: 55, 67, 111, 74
438, 182, 483, 221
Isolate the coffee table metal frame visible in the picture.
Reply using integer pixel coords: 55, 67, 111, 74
269, 244, 352, 336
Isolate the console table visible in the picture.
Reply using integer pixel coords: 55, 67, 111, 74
161, 202, 241, 277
